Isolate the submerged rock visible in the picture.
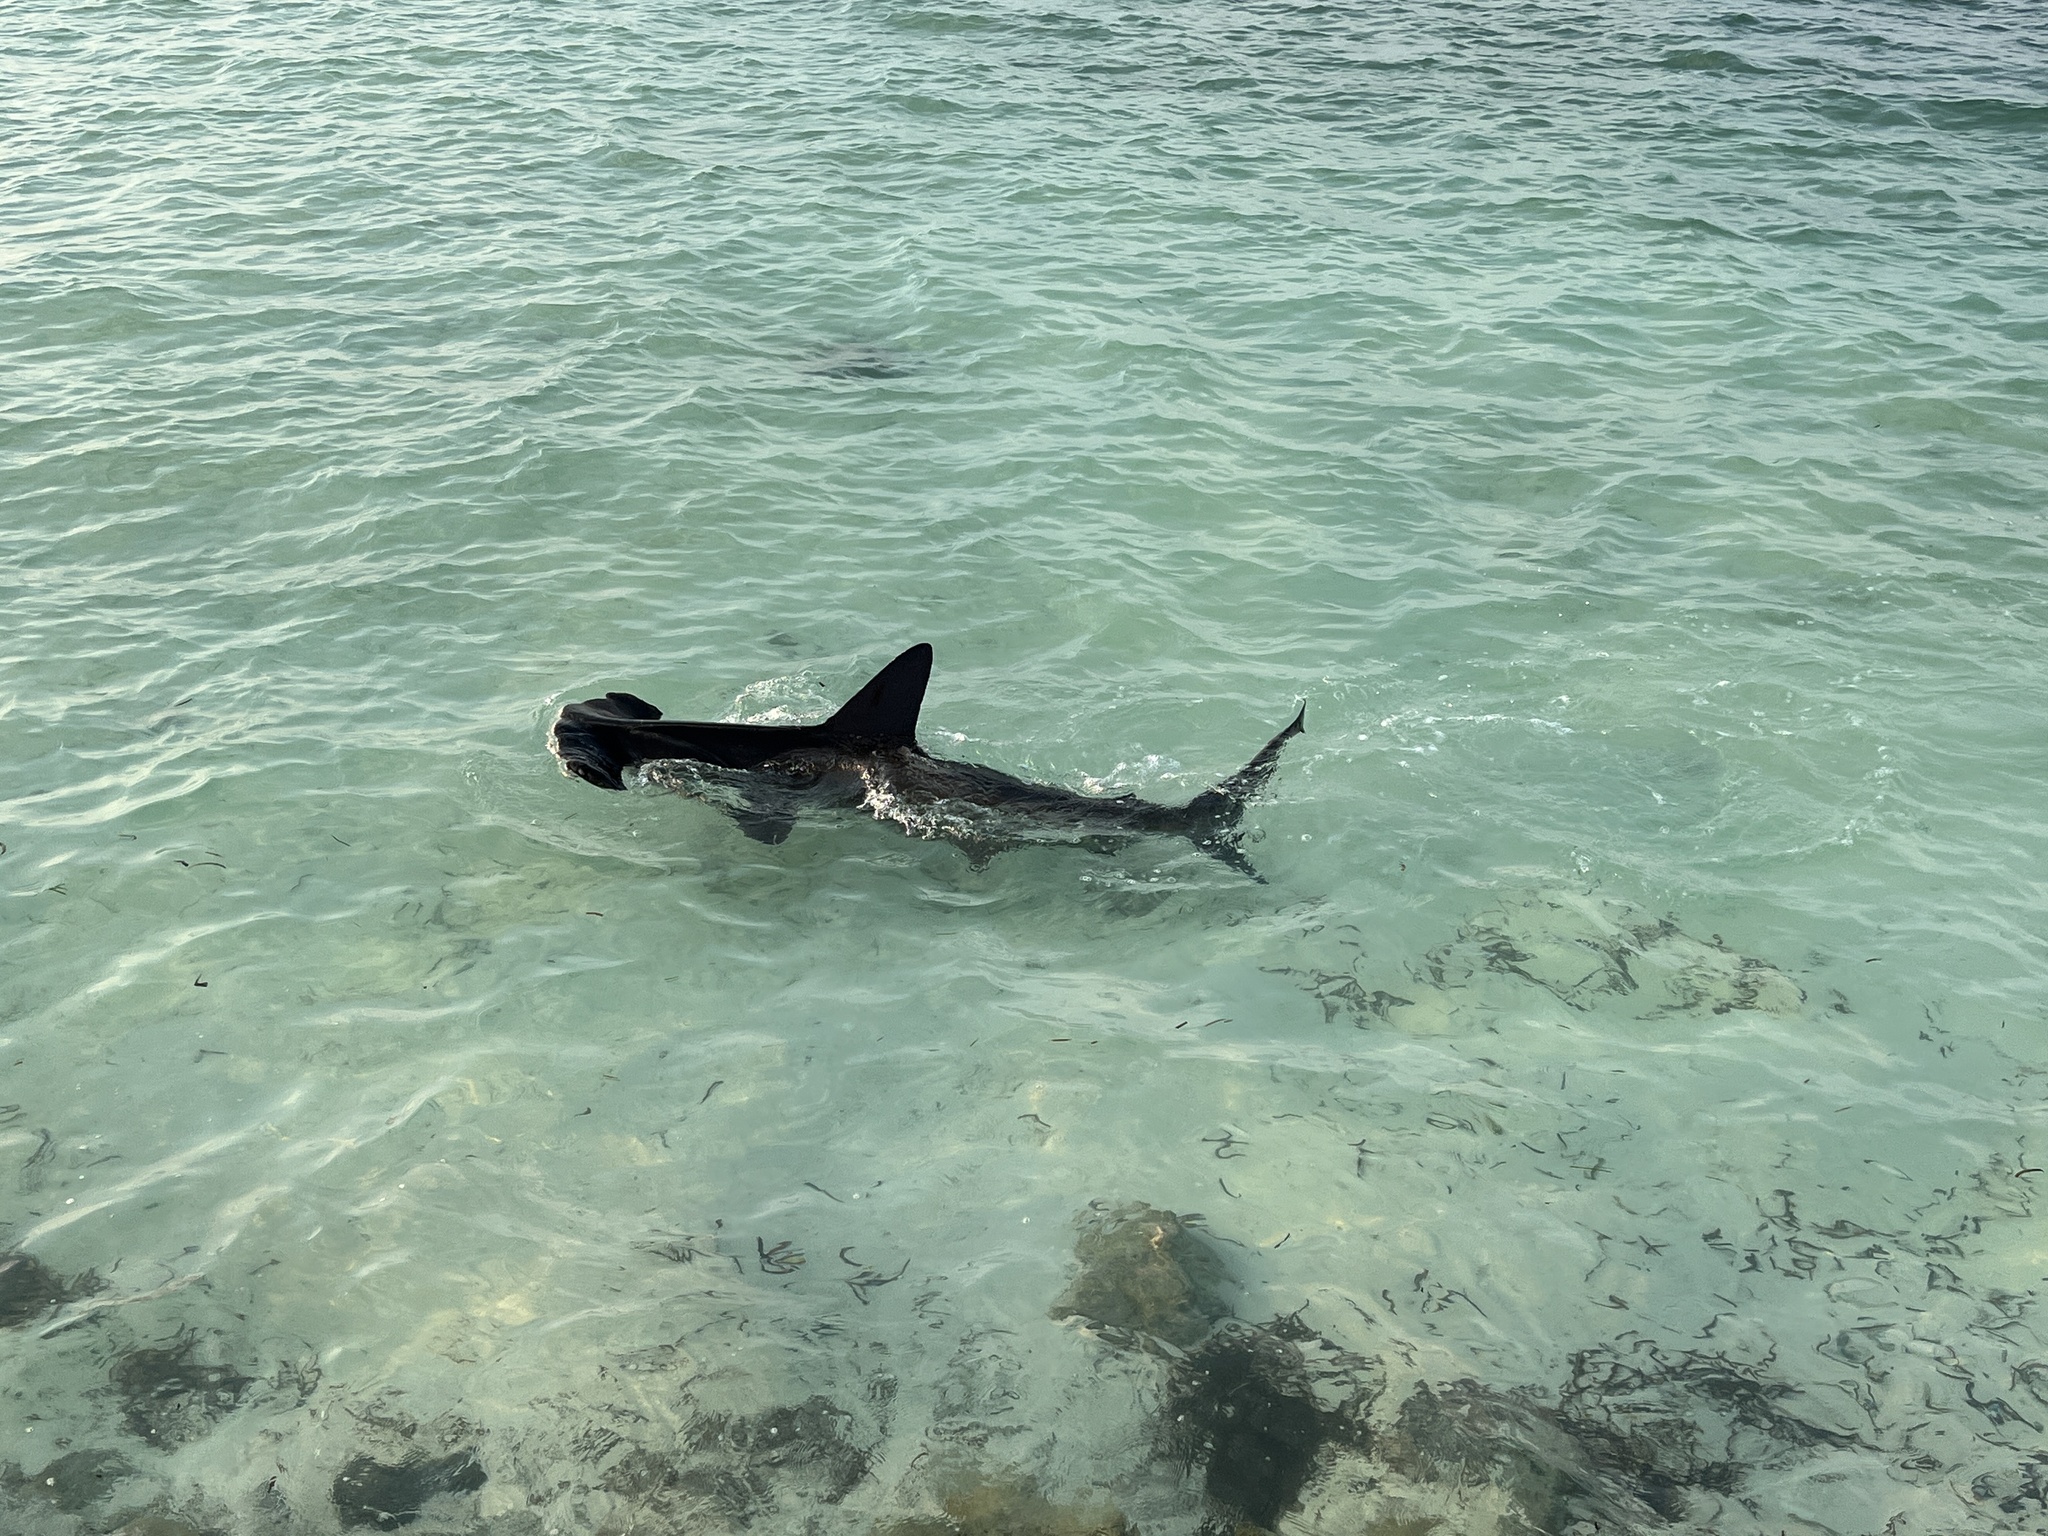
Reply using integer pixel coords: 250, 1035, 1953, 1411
7, 1447, 136, 1514
107, 1514, 223, 1536
110, 1332, 254, 1446
1050, 1202, 1230, 1351
332, 1449, 487, 1531
0, 1249, 95, 1328
875, 1474, 1135, 1536
1288, 1449, 1576, 1536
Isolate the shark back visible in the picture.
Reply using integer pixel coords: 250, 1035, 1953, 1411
550, 644, 932, 790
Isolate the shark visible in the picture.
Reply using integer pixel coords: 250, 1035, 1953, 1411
550, 643, 1304, 879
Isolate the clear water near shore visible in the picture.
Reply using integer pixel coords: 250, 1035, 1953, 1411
4, 2, 2048, 1532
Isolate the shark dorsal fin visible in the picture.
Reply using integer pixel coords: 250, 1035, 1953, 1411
823, 643, 931, 745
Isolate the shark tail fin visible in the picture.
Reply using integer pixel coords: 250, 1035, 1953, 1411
1180, 703, 1306, 881
822, 643, 932, 746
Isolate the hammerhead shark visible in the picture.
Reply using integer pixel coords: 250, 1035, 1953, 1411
550, 644, 1304, 879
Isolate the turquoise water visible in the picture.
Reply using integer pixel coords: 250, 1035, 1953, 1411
5, 0, 2047, 1530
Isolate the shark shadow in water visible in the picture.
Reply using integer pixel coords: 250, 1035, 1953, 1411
551, 644, 1304, 879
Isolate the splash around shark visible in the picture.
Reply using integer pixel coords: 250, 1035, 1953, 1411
551, 644, 1305, 880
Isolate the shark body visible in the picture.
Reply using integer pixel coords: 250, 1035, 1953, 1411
550, 644, 1303, 878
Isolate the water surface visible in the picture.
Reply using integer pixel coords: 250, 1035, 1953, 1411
5, 2, 2048, 1532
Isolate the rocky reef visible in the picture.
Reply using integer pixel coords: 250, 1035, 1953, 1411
876, 1471, 1136, 1536
109, 1332, 254, 1448
0, 1250, 98, 1330
3, 1448, 137, 1517
1161, 1321, 1375, 1532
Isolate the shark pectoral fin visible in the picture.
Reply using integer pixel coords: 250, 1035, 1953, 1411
730, 809, 797, 845
953, 834, 1002, 872
1198, 836, 1267, 884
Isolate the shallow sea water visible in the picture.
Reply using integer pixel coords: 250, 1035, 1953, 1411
5, 1, 2048, 1532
